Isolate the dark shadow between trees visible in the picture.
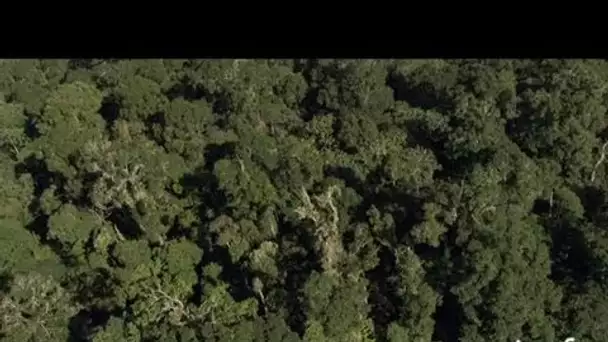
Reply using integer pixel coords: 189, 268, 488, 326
276, 217, 319, 336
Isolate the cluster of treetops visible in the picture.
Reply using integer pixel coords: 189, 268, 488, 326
0, 58, 607, 342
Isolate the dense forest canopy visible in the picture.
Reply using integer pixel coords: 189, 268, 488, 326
0, 59, 606, 342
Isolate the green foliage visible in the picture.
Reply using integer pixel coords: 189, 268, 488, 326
303, 272, 374, 342
0, 272, 78, 341
48, 204, 103, 259
163, 98, 216, 163
0, 103, 29, 161
91, 317, 140, 342
308, 59, 393, 112
389, 247, 439, 342
214, 157, 279, 214
3, 58, 608, 342
33, 81, 106, 182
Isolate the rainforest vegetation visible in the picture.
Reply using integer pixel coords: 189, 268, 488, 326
0, 59, 607, 342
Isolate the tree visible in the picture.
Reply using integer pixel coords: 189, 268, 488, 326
0, 272, 78, 341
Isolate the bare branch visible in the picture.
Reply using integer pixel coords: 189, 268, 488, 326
237, 158, 250, 181
113, 225, 126, 242
6, 136, 20, 160
591, 141, 608, 182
